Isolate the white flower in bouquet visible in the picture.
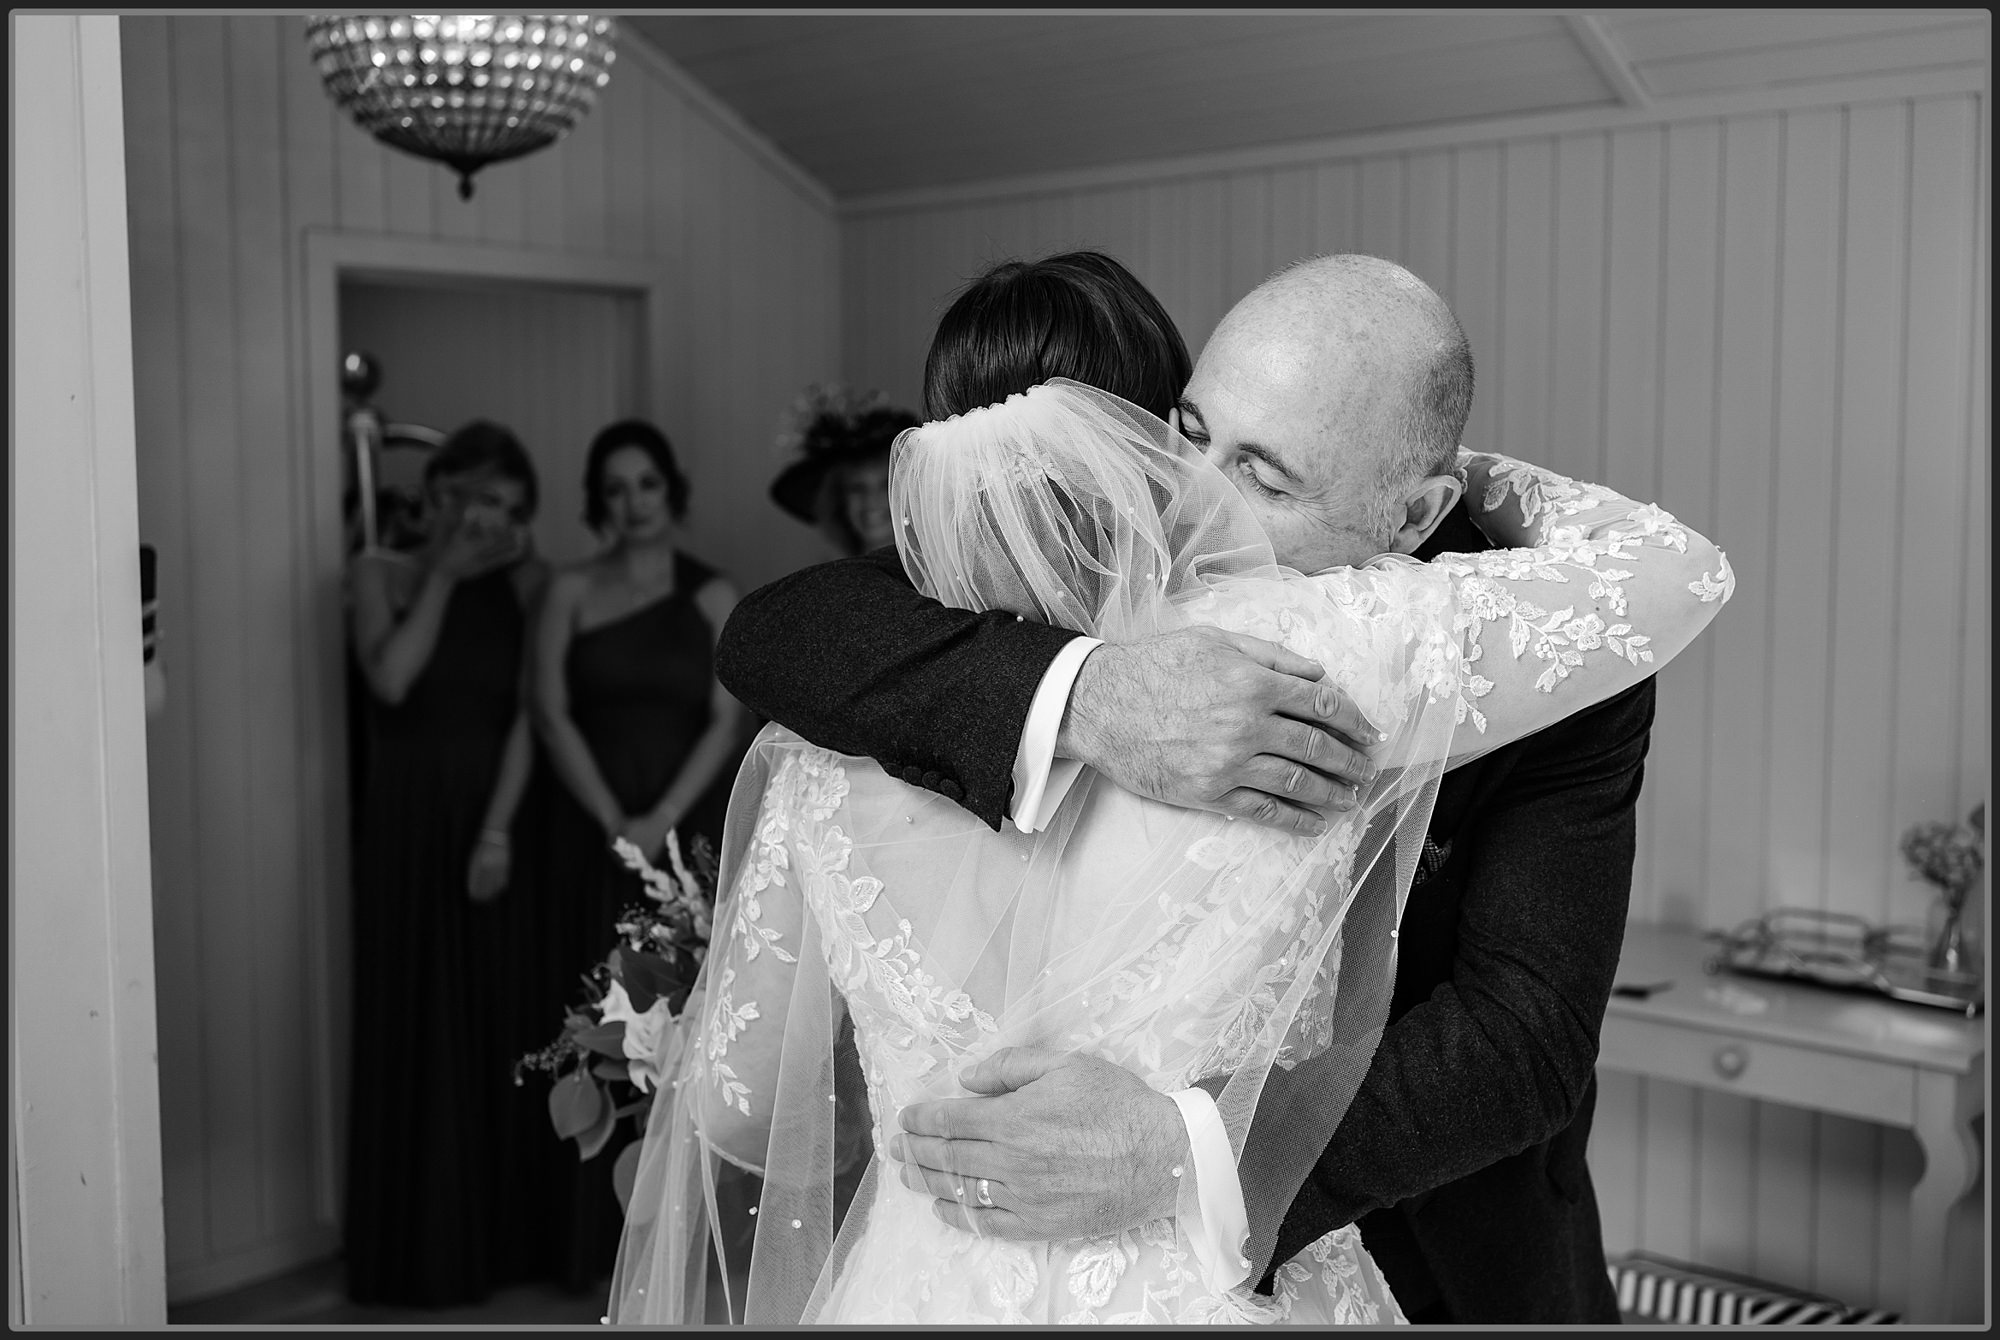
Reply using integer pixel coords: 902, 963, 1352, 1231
599, 976, 683, 1093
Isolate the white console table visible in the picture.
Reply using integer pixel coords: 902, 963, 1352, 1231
1598, 922, 1985, 1323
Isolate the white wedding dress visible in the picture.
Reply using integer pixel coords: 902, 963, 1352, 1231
609, 382, 1733, 1327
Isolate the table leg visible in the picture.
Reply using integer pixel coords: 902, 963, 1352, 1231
1908, 1058, 1984, 1322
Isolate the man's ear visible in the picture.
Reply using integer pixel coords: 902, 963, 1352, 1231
1386, 472, 1465, 555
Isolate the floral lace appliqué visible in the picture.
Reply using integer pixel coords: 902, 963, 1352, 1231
1435, 451, 1719, 731
782, 748, 999, 1066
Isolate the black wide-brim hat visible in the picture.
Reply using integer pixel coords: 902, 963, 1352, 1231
769, 403, 920, 525
769, 439, 892, 526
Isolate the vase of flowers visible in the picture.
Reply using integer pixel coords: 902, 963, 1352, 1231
516, 831, 716, 1210
1900, 804, 1984, 980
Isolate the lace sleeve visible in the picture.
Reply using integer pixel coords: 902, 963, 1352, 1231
1430, 449, 1735, 758
684, 769, 812, 1176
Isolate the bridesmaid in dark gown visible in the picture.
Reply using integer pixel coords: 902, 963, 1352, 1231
343, 421, 552, 1306
533, 419, 745, 1292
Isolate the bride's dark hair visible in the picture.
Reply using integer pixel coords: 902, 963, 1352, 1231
922, 251, 1191, 422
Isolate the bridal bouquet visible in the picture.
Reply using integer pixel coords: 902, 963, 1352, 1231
515, 832, 717, 1209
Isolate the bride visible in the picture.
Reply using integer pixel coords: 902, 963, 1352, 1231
609, 260, 1731, 1326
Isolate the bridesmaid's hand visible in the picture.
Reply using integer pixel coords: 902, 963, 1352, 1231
467, 830, 511, 902
436, 515, 526, 581
617, 812, 674, 862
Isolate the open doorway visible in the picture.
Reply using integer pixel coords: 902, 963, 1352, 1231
332, 275, 649, 973
336, 277, 646, 569
258, 237, 671, 1312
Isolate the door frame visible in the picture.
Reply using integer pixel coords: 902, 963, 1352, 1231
295, 233, 671, 1222
11, 13, 167, 1325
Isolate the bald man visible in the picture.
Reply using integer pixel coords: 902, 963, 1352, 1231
716, 255, 1634, 1323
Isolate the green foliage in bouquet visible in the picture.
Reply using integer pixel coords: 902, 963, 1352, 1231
1900, 803, 1985, 915
515, 830, 718, 1210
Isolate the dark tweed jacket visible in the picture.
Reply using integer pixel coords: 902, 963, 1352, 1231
715, 505, 1638, 1324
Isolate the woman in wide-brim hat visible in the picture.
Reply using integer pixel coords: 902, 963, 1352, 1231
770, 387, 920, 557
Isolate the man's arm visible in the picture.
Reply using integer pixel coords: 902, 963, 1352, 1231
1263, 678, 1653, 1274
717, 548, 1384, 833
715, 547, 1074, 830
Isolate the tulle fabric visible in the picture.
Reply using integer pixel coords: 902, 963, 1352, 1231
608, 382, 1465, 1324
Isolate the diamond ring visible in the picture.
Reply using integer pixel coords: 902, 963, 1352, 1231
977, 1178, 994, 1208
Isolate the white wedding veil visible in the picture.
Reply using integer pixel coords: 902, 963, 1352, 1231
608, 380, 1460, 1323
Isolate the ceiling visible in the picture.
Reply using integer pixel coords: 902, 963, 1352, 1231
620, 10, 1989, 201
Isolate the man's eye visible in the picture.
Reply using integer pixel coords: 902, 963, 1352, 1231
1238, 459, 1282, 497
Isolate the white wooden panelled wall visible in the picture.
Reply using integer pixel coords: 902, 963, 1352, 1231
119, 15, 841, 1301
843, 91, 1988, 1318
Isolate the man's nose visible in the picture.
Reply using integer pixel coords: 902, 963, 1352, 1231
1203, 444, 1230, 472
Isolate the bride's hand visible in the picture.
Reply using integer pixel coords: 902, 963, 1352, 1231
1057, 627, 1383, 836
890, 1047, 1188, 1242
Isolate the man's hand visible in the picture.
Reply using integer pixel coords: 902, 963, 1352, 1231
1058, 627, 1383, 836
889, 1047, 1188, 1241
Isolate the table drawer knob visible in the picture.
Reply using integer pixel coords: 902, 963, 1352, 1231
1713, 1044, 1749, 1079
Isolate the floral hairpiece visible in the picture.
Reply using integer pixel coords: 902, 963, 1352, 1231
774, 382, 889, 457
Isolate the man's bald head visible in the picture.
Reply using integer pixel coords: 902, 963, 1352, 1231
1179, 255, 1475, 573
1226, 254, 1473, 492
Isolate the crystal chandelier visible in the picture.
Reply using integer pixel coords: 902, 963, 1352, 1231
305, 14, 617, 200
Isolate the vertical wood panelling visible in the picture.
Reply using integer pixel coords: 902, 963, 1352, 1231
1358, 155, 1404, 260
1547, 133, 1605, 484
1180, 177, 1229, 352
431, 155, 480, 245
473, 157, 527, 249
841, 89, 1985, 1318
169, 17, 262, 1263
1813, 1114, 1883, 1304
603, 68, 649, 257
1026, 192, 1077, 261
1828, 102, 1910, 927
1692, 1090, 1757, 1276
381, 144, 433, 239
521, 127, 566, 249
1891, 96, 1978, 926
126, 15, 841, 1300
1268, 166, 1316, 272
331, 111, 385, 235
121, 15, 206, 1280
224, 14, 315, 1248
1764, 109, 1844, 918
1400, 152, 1446, 301
1310, 161, 1359, 256
1874, 1128, 1925, 1313
1448, 145, 1502, 452
645, 73, 690, 425
1652, 121, 1722, 929
1224, 171, 1274, 310
1600, 124, 1666, 917
1497, 138, 1552, 467
1704, 114, 1780, 942
1753, 1098, 1820, 1291
1958, 102, 1989, 830
1592, 1070, 1644, 1253
1638, 1079, 1699, 1263
1069, 185, 1131, 260
560, 87, 609, 255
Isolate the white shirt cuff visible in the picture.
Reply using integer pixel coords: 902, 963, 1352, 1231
1167, 1087, 1252, 1293
1006, 636, 1101, 835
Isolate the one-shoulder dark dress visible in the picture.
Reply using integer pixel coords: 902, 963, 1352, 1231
344, 564, 549, 1306
539, 550, 742, 1291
